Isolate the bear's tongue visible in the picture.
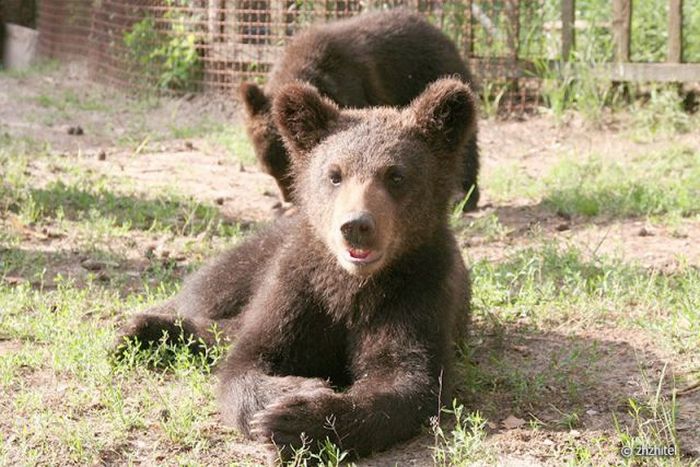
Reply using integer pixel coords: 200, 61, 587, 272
348, 248, 371, 259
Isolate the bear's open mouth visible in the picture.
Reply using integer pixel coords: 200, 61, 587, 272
346, 247, 382, 264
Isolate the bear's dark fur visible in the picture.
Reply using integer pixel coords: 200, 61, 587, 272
240, 9, 480, 210
116, 78, 474, 461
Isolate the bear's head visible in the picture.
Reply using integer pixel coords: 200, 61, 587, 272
239, 83, 292, 201
273, 78, 476, 277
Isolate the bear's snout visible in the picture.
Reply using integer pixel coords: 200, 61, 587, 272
340, 212, 376, 246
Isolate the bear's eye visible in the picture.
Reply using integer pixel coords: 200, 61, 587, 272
387, 167, 405, 186
329, 170, 342, 186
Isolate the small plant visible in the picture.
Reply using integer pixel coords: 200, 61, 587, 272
123, 1, 202, 92
614, 364, 682, 464
632, 87, 692, 138
281, 435, 351, 467
432, 401, 494, 466
531, 58, 575, 120
450, 185, 476, 228
480, 81, 509, 119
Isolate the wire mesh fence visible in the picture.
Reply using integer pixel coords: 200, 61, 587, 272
38, 1, 549, 102
34, 0, 700, 112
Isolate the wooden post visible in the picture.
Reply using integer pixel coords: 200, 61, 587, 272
269, 0, 286, 44
462, 0, 473, 58
208, 0, 223, 43
612, 0, 631, 62
506, 0, 519, 61
561, 0, 575, 61
668, 0, 683, 63
506, 0, 520, 113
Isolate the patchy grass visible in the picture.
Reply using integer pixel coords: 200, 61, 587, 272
0, 60, 61, 80
432, 403, 495, 466
35, 89, 111, 113
544, 146, 700, 218
1, 65, 699, 465
631, 88, 695, 140
615, 365, 684, 466
0, 279, 227, 465
470, 242, 700, 353
207, 125, 257, 166
486, 144, 700, 220
454, 212, 511, 243
171, 119, 257, 166
0, 111, 255, 463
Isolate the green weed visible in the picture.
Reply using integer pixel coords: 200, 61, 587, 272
432, 402, 495, 466
614, 365, 684, 466
632, 88, 694, 139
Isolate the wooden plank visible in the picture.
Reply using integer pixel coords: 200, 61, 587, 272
467, 58, 530, 80
602, 62, 700, 82
612, 0, 631, 62
668, 0, 683, 63
561, 0, 575, 61
212, 42, 700, 83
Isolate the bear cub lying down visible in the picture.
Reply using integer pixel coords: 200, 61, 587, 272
116, 78, 474, 460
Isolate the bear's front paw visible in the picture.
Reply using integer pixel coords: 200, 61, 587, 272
249, 387, 342, 449
112, 313, 169, 355
111, 311, 211, 362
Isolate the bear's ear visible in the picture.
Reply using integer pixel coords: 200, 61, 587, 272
272, 82, 340, 156
410, 78, 477, 154
239, 82, 269, 117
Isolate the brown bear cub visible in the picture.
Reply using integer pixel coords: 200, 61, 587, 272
240, 9, 481, 211
116, 78, 474, 461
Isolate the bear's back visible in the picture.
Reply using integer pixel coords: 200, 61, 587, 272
266, 10, 472, 107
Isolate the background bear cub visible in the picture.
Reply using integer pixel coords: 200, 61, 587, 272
117, 78, 475, 461
240, 10, 480, 210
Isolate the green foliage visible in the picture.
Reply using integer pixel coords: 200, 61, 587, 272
282, 436, 351, 467
113, 323, 227, 373
684, 0, 700, 62
530, 36, 622, 123
426, 1, 470, 48
476, 0, 699, 119
209, 125, 258, 166
632, 87, 693, 137
532, 59, 576, 120
614, 365, 683, 465
471, 242, 700, 355
432, 402, 494, 466
0, 59, 60, 79
631, 0, 668, 63
479, 81, 509, 119
450, 185, 477, 228
543, 146, 700, 218
123, 3, 202, 92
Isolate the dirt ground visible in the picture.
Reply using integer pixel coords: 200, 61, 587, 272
5, 63, 699, 270
1, 64, 699, 466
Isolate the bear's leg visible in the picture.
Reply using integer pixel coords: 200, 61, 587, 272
273, 173, 294, 204
113, 221, 289, 358
260, 138, 294, 203
245, 322, 443, 460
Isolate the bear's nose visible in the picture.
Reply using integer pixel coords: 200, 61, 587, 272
340, 212, 376, 245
